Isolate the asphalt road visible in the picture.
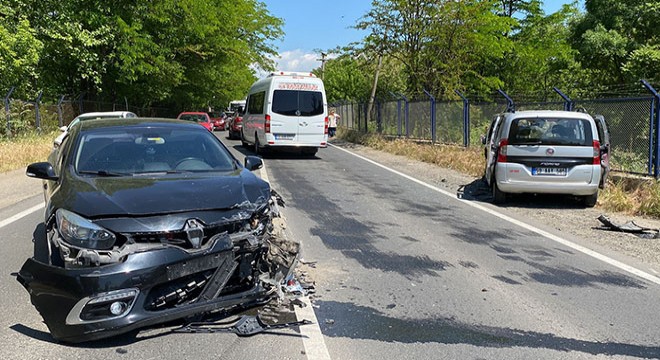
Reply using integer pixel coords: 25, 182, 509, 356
1, 131, 660, 359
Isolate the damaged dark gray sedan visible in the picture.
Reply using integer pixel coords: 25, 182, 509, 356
17, 118, 298, 343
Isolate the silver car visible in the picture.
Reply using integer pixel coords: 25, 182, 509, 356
483, 110, 610, 207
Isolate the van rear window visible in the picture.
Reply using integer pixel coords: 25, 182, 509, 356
272, 90, 323, 117
508, 118, 593, 146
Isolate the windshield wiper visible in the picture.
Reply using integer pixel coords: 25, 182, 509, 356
78, 170, 126, 177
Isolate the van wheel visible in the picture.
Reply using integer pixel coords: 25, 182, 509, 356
240, 131, 248, 148
254, 136, 261, 155
301, 147, 318, 157
491, 178, 506, 204
583, 192, 598, 207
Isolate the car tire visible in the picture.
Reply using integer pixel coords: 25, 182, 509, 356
301, 147, 318, 157
491, 177, 506, 204
254, 136, 260, 155
240, 131, 249, 148
583, 192, 598, 207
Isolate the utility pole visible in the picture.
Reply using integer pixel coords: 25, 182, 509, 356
317, 52, 327, 80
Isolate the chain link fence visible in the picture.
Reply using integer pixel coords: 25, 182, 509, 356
2, 91, 175, 137
333, 93, 660, 177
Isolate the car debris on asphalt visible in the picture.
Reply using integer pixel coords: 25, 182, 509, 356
596, 215, 660, 238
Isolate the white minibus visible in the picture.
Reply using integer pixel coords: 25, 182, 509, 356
241, 71, 328, 156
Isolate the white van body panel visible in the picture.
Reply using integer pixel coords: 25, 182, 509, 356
242, 72, 328, 152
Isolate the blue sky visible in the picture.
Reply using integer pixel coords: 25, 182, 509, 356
259, 0, 582, 74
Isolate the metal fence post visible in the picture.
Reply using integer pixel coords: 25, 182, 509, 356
553, 87, 574, 111
376, 98, 382, 133
390, 92, 403, 137
641, 80, 660, 178
455, 90, 470, 147
57, 95, 65, 127
423, 90, 436, 143
77, 92, 85, 114
4, 87, 15, 135
497, 89, 515, 112
34, 91, 43, 130
398, 93, 409, 137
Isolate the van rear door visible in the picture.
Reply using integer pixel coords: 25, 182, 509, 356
271, 88, 325, 145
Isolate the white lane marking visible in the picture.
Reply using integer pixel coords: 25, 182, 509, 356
258, 162, 332, 360
0, 203, 43, 230
330, 143, 660, 286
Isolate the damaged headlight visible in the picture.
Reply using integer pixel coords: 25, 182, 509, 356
56, 209, 116, 249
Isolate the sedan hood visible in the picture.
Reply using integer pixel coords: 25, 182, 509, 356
53, 170, 270, 218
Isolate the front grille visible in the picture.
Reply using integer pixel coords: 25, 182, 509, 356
126, 222, 244, 250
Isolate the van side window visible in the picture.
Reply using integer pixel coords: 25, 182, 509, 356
247, 91, 265, 114
272, 90, 323, 117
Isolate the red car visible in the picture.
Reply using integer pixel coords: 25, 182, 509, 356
177, 112, 213, 132
227, 112, 243, 140
207, 111, 226, 131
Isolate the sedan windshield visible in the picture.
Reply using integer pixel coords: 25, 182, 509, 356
74, 127, 236, 175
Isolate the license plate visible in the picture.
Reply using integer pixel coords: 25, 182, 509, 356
274, 134, 295, 140
532, 167, 567, 176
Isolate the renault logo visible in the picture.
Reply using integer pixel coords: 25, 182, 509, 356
183, 219, 204, 249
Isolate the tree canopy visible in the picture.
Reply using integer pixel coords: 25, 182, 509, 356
324, 0, 660, 102
0, 0, 282, 111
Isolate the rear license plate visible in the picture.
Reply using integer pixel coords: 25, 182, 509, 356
274, 134, 295, 140
532, 167, 567, 176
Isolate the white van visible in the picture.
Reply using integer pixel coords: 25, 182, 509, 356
241, 71, 328, 156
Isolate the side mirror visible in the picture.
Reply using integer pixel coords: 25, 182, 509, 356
244, 156, 263, 171
480, 135, 487, 145
59, 126, 67, 132
26, 162, 59, 181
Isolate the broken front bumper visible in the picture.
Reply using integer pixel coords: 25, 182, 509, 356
16, 234, 272, 343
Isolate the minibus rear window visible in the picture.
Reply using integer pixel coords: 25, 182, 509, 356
272, 90, 323, 116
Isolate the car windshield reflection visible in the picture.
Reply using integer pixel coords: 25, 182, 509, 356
74, 128, 236, 175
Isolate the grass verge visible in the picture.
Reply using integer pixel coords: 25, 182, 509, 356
0, 131, 58, 173
337, 128, 660, 218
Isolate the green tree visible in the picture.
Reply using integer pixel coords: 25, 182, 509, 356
0, 4, 43, 98
8, 0, 282, 111
571, 0, 660, 87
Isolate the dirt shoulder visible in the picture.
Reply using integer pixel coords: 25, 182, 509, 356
331, 139, 660, 274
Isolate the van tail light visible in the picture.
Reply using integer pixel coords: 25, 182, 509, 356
592, 140, 601, 165
265, 114, 271, 133
497, 138, 508, 163
324, 116, 329, 135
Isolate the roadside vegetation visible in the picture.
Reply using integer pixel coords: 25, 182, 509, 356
337, 128, 660, 218
0, 131, 57, 173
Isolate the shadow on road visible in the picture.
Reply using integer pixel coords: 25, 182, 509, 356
315, 300, 660, 358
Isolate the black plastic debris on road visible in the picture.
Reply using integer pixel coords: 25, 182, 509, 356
596, 215, 660, 239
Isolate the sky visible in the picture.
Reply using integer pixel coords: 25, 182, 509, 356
259, 0, 583, 75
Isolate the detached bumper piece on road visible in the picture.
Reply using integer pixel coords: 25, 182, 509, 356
16, 198, 299, 343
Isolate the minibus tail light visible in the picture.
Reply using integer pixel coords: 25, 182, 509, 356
265, 114, 271, 133
324, 116, 329, 135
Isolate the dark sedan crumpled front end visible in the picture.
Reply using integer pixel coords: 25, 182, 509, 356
17, 192, 298, 343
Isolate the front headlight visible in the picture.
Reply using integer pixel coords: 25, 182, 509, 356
56, 209, 116, 249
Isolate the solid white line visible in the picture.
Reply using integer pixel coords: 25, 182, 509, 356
329, 143, 660, 286
0, 203, 43, 230
258, 161, 332, 360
